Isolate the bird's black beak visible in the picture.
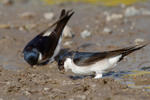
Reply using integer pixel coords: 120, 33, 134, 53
58, 65, 65, 72
58, 60, 65, 72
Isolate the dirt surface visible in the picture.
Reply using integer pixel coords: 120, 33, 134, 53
0, 0, 150, 100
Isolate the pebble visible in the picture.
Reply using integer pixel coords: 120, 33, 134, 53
125, 7, 150, 17
120, 29, 124, 33
63, 41, 73, 47
24, 91, 31, 96
134, 38, 145, 45
80, 30, 91, 39
77, 95, 86, 100
19, 26, 26, 31
44, 12, 54, 20
19, 12, 35, 19
63, 26, 73, 38
68, 98, 74, 100
19, 24, 37, 31
106, 14, 123, 22
140, 8, 150, 16
44, 87, 50, 91
125, 6, 139, 17
120, 4, 126, 8
104, 12, 123, 22
103, 27, 112, 34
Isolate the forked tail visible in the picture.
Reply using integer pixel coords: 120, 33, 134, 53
119, 43, 148, 61
53, 9, 74, 38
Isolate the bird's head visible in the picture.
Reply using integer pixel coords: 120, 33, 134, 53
58, 56, 66, 71
58, 51, 74, 71
23, 48, 39, 66
58, 57, 72, 72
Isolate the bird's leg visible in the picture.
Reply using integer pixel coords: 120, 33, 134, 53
94, 73, 103, 79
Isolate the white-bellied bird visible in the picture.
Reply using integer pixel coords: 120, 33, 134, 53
58, 44, 147, 78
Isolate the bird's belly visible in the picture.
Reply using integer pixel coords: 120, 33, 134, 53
72, 67, 94, 75
90, 59, 117, 72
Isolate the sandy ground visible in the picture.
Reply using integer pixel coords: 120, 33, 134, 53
0, 0, 150, 100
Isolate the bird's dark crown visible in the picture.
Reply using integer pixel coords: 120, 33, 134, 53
58, 51, 74, 70
58, 55, 67, 70
23, 48, 39, 66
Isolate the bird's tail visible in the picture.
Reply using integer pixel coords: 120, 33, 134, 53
53, 9, 74, 38
119, 43, 148, 61
40, 9, 74, 37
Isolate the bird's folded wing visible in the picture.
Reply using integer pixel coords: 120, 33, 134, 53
73, 44, 147, 66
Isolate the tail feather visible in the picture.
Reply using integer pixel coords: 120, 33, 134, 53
119, 43, 148, 61
53, 9, 74, 38
39, 9, 74, 36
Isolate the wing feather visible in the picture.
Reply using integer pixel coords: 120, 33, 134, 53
73, 44, 147, 66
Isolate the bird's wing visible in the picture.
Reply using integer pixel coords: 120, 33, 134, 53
38, 9, 74, 37
73, 44, 147, 66
41, 9, 74, 58
73, 51, 108, 66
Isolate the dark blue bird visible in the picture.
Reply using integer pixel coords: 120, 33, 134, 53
23, 9, 74, 66
58, 43, 147, 78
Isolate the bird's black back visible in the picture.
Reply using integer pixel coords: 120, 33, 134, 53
72, 44, 147, 66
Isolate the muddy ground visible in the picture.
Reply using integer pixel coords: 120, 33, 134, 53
0, 0, 150, 100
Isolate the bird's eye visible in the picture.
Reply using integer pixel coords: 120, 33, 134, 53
60, 62, 63, 65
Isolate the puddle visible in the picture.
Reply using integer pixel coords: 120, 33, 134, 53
42, 0, 147, 6
112, 70, 150, 92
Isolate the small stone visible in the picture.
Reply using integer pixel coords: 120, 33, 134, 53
125, 6, 139, 17
113, 25, 117, 28
63, 41, 72, 47
120, 29, 124, 33
24, 91, 31, 96
134, 38, 145, 45
19, 26, 26, 31
120, 4, 126, 8
44, 87, 50, 91
19, 12, 35, 19
131, 22, 135, 27
104, 12, 123, 22
106, 14, 123, 22
19, 24, 37, 31
86, 25, 90, 28
77, 95, 86, 100
81, 30, 91, 39
103, 27, 112, 34
44, 12, 54, 20
130, 26, 134, 30
68, 98, 74, 100
63, 26, 73, 38
140, 8, 150, 16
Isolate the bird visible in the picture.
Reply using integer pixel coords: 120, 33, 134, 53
58, 43, 148, 79
23, 9, 74, 66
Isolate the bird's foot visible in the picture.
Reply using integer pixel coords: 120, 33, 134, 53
94, 74, 103, 79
